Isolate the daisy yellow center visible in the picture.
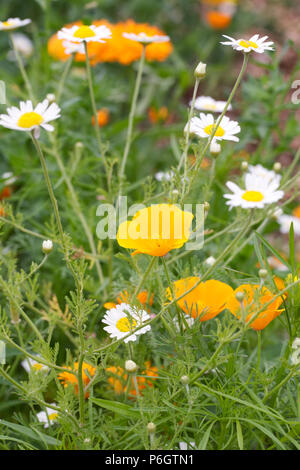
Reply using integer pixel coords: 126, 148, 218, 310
3, 21, 13, 27
32, 363, 43, 371
204, 124, 225, 137
116, 317, 137, 333
48, 412, 58, 421
204, 103, 217, 111
239, 40, 258, 49
73, 25, 96, 39
17, 112, 43, 128
242, 190, 264, 202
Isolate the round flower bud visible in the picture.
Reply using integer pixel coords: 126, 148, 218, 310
125, 360, 138, 373
42, 240, 53, 254
241, 161, 248, 171
204, 201, 210, 212
194, 62, 207, 79
147, 422, 156, 434
273, 162, 281, 173
259, 269, 268, 279
46, 93, 56, 103
272, 207, 283, 220
235, 291, 244, 302
75, 141, 84, 149
210, 142, 221, 157
180, 375, 189, 385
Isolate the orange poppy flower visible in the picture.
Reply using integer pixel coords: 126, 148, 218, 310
148, 106, 169, 124
205, 11, 232, 29
292, 205, 300, 218
104, 290, 154, 310
58, 362, 96, 398
117, 204, 193, 257
166, 276, 234, 321
91, 108, 110, 127
106, 361, 158, 396
226, 284, 285, 330
0, 186, 12, 200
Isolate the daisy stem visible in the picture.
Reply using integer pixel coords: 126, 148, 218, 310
31, 133, 78, 284
184, 53, 249, 200
177, 76, 200, 183
256, 330, 262, 373
118, 46, 146, 189
77, 333, 86, 426
83, 42, 106, 167
131, 256, 156, 303
9, 32, 35, 104
56, 53, 74, 102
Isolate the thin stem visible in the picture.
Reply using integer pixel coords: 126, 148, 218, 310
131, 256, 156, 302
256, 331, 262, 373
77, 333, 85, 426
118, 46, 146, 188
9, 32, 35, 103
56, 54, 74, 102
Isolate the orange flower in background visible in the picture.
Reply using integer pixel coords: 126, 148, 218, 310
292, 205, 300, 218
48, 19, 172, 66
117, 204, 194, 257
205, 11, 232, 29
58, 362, 96, 398
104, 290, 154, 310
148, 106, 169, 124
167, 277, 234, 321
0, 186, 12, 200
226, 284, 285, 330
91, 108, 110, 127
106, 361, 158, 396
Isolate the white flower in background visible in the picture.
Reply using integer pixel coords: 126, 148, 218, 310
42, 240, 53, 254
221, 34, 274, 54
102, 303, 151, 343
58, 24, 111, 44
277, 206, 300, 236
36, 404, 58, 428
2, 172, 17, 186
247, 164, 281, 186
205, 256, 216, 267
21, 357, 49, 374
0, 18, 31, 31
292, 338, 300, 350
62, 40, 85, 55
122, 32, 169, 44
291, 337, 300, 366
193, 96, 232, 114
0, 99, 61, 133
179, 441, 197, 450
224, 173, 284, 210
155, 170, 175, 182
267, 256, 288, 272
46, 93, 56, 103
8, 33, 33, 59
189, 113, 240, 143
174, 314, 195, 332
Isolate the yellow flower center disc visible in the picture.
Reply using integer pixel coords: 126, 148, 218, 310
242, 190, 264, 202
204, 124, 225, 137
48, 412, 58, 421
32, 363, 43, 371
3, 21, 12, 27
239, 40, 258, 49
73, 26, 96, 39
17, 112, 43, 128
116, 317, 137, 333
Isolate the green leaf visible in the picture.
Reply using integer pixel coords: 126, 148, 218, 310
0, 419, 60, 448
198, 421, 215, 450
236, 420, 244, 450
91, 398, 141, 419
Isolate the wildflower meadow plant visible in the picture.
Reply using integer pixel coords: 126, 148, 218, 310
0, 0, 299, 453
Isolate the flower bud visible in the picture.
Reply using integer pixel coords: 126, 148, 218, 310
272, 208, 283, 220
235, 291, 244, 302
259, 268, 268, 279
75, 141, 84, 150
241, 161, 248, 171
210, 142, 221, 157
205, 256, 216, 267
42, 239, 53, 254
46, 93, 56, 103
273, 162, 281, 173
147, 422, 156, 434
194, 62, 206, 79
204, 201, 210, 212
125, 360, 138, 373
180, 375, 189, 385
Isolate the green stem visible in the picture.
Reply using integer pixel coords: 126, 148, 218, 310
131, 256, 156, 302
77, 333, 85, 426
256, 331, 262, 373
9, 32, 35, 103
56, 54, 74, 102
118, 46, 146, 190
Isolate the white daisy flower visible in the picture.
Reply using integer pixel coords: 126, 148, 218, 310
221, 34, 274, 54
179, 441, 197, 450
155, 170, 175, 182
21, 357, 49, 374
291, 349, 300, 366
247, 164, 281, 186
122, 32, 170, 44
62, 40, 85, 55
188, 113, 240, 142
36, 404, 58, 428
0, 18, 31, 31
9, 33, 33, 58
277, 214, 300, 236
0, 99, 61, 134
174, 314, 195, 332
193, 96, 232, 114
2, 172, 17, 185
267, 256, 288, 272
224, 173, 284, 210
102, 303, 151, 343
58, 24, 112, 44
292, 338, 300, 350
